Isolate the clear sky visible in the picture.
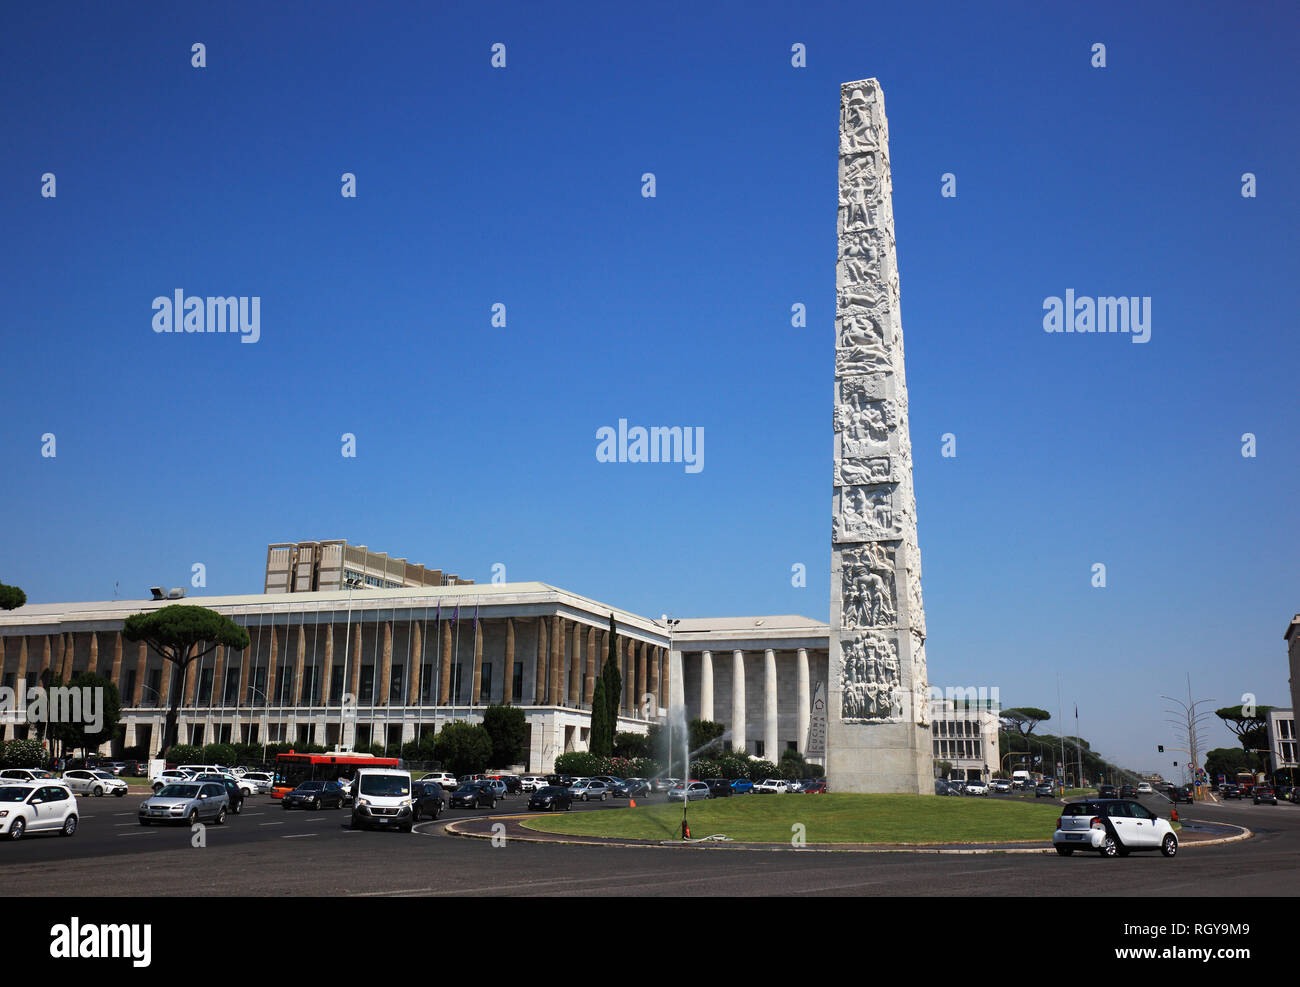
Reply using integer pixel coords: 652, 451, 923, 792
2, 2, 1297, 773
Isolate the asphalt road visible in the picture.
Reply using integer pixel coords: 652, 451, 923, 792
3, 790, 1297, 896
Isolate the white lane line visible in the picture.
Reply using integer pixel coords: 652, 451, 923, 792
259, 821, 284, 826
282, 833, 318, 839
242, 812, 266, 817
114, 812, 134, 817
117, 830, 158, 837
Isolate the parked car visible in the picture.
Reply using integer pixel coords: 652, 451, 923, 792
651, 777, 677, 793
282, 780, 345, 811
519, 775, 547, 792
803, 780, 828, 794
935, 779, 960, 796
569, 780, 611, 802
613, 778, 650, 798
667, 781, 710, 802
754, 779, 789, 794
490, 775, 522, 795
150, 769, 193, 792
450, 782, 498, 810
1053, 799, 1178, 858
704, 779, 733, 798
57, 769, 127, 798
730, 779, 754, 795
350, 768, 415, 832
0, 768, 57, 784
1035, 781, 1056, 798
411, 781, 444, 821
528, 785, 575, 811
964, 780, 989, 796
0, 782, 78, 840
991, 779, 1012, 793
1253, 785, 1277, 805
138, 782, 230, 826
240, 771, 274, 795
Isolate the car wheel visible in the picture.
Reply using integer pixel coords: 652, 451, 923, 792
601, 793, 608, 802
93, 786, 103, 797
232, 800, 242, 814
1100, 837, 1119, 857
187, 809, 199, 827
8, 818, 25, 840
311, 798, 320, 811
60, 815, 78, 837
489, 799, 497, 809
1055, 846, 1073, 856
1161, 834, 1178, 857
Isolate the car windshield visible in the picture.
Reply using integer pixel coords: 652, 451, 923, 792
158, 784, 200, 798
298, 781, 326, 791
536, 787, 560, 795
358, 775, 409, 797
93, 771, 117, 779
0, 787, 31, 802
456, 785, 479, 794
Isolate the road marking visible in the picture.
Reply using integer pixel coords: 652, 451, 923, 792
243, 812, 265, 817
259, 821, 284, 827
282, 833, 318, 839
114, 812, 134, 817
117, 830, 157, 837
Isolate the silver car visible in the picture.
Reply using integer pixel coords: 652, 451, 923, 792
138, 782, 230, 826
61, 769, 129, 798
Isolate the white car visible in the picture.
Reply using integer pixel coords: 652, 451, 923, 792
1053, 800, 1178, 858
754, 779, 789, 794
1137, 782, 1153, 794
0, 768, 58, 785
964, 779, 989, 796
992, 779, 1012, 793
0, 781, 79, 840
519, 776, 546, 792
419, 771, 458, 791
60, 769, 128, 798
150, 769, 193, 792
240, 771, 274, 795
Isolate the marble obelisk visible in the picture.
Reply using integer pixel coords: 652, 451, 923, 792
827, 79, 933, 793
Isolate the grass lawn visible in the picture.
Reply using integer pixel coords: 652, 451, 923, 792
521, 794, 1063, 845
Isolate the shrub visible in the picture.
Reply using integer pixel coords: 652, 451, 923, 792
3, 739, 46, 768
747, 759, 779, 782
434, 722, 492, 777
202, 743, 237, 766
482, 704, 528, 767
632, 757, 661, 779
164, 744, 203, 766
554, 751, 598, 777
613, 731, 649, 759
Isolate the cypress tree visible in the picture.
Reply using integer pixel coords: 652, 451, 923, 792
590, 676, 609, 757
603, 613, 621, 744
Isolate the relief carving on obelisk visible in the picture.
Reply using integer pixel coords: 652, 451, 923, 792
829, 78, 932, 778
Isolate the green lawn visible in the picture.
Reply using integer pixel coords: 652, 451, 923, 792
521, 794, 1063, 845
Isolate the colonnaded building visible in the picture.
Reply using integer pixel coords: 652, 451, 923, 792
0, 541, 996, 777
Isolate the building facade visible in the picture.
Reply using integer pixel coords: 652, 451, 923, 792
929, 699, 1001, 781
0, 584, 836, 774
264, 540, 473, 594
1265, 707, 1296, 781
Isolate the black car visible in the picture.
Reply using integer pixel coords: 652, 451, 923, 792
528, 786, 574, 811
219, 777, 246, 814
450, 782, 497, 810
1097, 784, 1118, 799
1253, 785, 1277, 805
704, 779, 733, 798
1220, 783, 1242, 800
282, 780, 345, 810
497, 776, 523, 795
1119, 784, 1138, 799
412, 781, 444, 821
1167, 785, 1193, 804
614, 778, 650, 798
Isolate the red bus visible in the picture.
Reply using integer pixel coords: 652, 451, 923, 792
271, 751, 402, 799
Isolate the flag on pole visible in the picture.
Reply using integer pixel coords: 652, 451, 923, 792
451, 605, 459, 625
473, 602, 479, 628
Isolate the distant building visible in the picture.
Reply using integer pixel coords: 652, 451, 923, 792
264, 540, 472, 594
1286, 615, 1300, 763
1264, 707, 1296, 782
929, 697, 1001, 781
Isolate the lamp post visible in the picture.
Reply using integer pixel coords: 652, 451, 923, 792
1162, 675, 1216, 798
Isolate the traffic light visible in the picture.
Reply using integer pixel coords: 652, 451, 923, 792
1173, 761, 1178, 767
1158, 745, 1164, 752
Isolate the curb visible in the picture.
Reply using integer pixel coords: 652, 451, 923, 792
440, 815, 1254, 854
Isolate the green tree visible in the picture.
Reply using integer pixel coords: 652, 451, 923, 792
688, 719, 726, 754
123, 605, 250, 755
434, 721, 492, 777
45, 672, 122, 759
482, 704, 528, 767
602, 614, 621, 749
935, 759, 954, 779
1215, 705, 1273, 771
590, 676, 610, 757
1204, 746, 1251, 782
613, 731, 649, 759
1001, 707, 1051, 740
3, 738, 47, 768
164, 743, 203, 765
202, 742, 237, 766
0, 581, 26, 611
778, 747, 806, 780
554, 751, 599, 776
747, 759, 779, 782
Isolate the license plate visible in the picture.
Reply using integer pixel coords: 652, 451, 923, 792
1066, 834, 1082, 840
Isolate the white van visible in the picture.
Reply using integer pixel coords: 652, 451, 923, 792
350, 768, 414, 832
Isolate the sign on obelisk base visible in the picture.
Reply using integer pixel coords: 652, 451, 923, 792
826, 79, 933, 794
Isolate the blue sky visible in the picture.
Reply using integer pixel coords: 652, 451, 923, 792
2, 2, 1297, 772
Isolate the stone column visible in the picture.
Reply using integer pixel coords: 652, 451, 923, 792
534, 617, 548, 704
293, 624, 308, 705
648, 646, 660, 712
265, 626, 281, 706
585, 626, 597, 704
764, 649, 778, 761
15, 636, 29, 691
88, 631, 99, 675
471, 617, 484, 705
732, 650, 746, 753
349, 623, 363, 704
569, 625, 582, 706
797, 647, 810, 753
410, 621, 423, 705
829, 78, 931, 793
212, 644, 225, 709
439, 620, 452, 705
549, 617, 564, 707
503, 618, 514, 702
184, 644, 199, 705
239, 633, 252, 706
379, 621, 393, 705
134, 642, 148, 706
38, 635, 52, 682
322, 625, 335, 705
635, 640, 646, 715
700, 650, 714, 721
